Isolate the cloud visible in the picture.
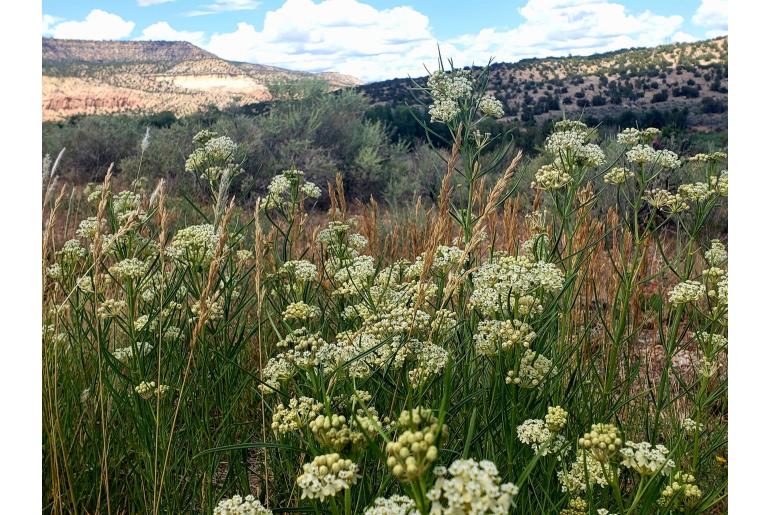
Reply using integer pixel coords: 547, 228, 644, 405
138, 0, 176, 6
137, 22, 206, 46
207, 0, 439, 79
672, 31, 697, 43
448, 0, 684, 64
42, 14, 63, 35
48, 9, 135, 40
188, 0, 260, 16
693, 0, 727, 32
206, 0, 692, 81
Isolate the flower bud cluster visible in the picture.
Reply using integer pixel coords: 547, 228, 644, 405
386, 408, 446, 481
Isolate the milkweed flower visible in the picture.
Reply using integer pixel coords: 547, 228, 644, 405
705, 240, 727, 268
532, 164, 572, 191
283, 301, 321, 322
658, 472, 702, 511
678, 182, 713, 202
478, 95, 505, 118
134, 381, 170, 400
365, 495, 418, 515
387, 407, 446, 481
296, 453, 359, 501
711, 170, 728, 196
558, 450, 611, 493
427, 458, 518, 514
109, 258, 149, 281
506, 349, 554, 388
167, 224, 218, 265
517, 418, 566, 457
213, 494, 272, 515
617, 127, 641, 145
604, 166, 634, 185
668, 280, 706, 305
619, 441, 675, 476
545, 406, 568, 432
270, 397, 323, 435
579, 423, 623, 462
112, 342, 153, 363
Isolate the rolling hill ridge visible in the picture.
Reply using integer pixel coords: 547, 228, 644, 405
42, 38, 363, 121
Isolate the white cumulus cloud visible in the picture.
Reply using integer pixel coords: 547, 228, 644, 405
138, 0, 176, 6
188, 0, 261, 16
206, 0, 694, 81
448, 0, 685, 65
693, 0, 727, 32
42, 15, 63, 35
48, 9, 135, 40
207, 0, 441, 79
138, 22, 206, 46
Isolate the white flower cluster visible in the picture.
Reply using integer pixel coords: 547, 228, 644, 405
603, 166, 634, 185
517, 418, 566, 457
167, 224, 218, 266
97, 298, 127, 319
544, 123, 606, 167
688, 151, 727, 163
506, 349, 554, 388
57, 239, 87, 264
616, 127, 660, 145
296, 453, 359, 501
332, 255, 376, 296
280, 260, 318, 282
678, 182, 713, 203
473, 319, 536, 356
109, 258, 149, 281
408, 342, 449, 387
112, 342, 153, 363
642, 188, 690, 213
46, 263, 62, 280
619, 441, 675, 476
705, 239, 727, 268
667, 280, 706, 305
365, 495, 418, 515
112, 190, 143, 222
185, 130, 240, 182
271, 396, 324, 436
283, 301, 321, 322
658, 472, 702, 511
558, 450, 611, 494
213, 494, 272, 515
134, 381, 170, 400
427, 459, 518, 514
532, 164, 572, 191
470, 254, 564, 317
427, 70, 473, 123
478, 95, 505, 118
317, 221, 368, 253
711, 170, 728, 196
626, 144, 680, 169
682, 417, 704, 434
264, 169, 322, 210
76, 217, 104, 240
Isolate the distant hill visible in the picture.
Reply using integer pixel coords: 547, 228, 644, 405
42, 38, 363, 121
358, 37, 728, 131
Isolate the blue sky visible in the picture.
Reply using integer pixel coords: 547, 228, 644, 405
42, 0, 728, 81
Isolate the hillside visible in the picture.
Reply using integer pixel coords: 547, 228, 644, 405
359, 37, 728, 131
42, 38, 362, 121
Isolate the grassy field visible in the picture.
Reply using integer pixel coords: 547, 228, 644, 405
42, 65, 727, 514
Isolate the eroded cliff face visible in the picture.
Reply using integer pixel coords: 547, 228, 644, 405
42, 38, 362, 120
